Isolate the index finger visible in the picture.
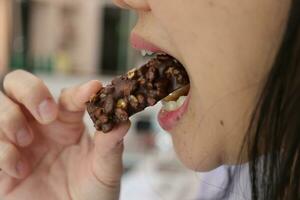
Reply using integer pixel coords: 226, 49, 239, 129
3, 70, 58, 124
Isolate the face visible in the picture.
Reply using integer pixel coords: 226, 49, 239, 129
113, 0, 291, 171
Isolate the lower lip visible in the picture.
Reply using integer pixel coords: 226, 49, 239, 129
158, 94, 191, 131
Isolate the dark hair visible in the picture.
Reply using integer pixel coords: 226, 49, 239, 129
244, 0, 300, 199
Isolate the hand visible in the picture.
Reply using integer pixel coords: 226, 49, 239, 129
0, 70, 130, 200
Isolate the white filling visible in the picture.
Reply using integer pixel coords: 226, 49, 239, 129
161, 96, 187, 111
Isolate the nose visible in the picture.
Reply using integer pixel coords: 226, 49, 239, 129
113, 0, 150, 11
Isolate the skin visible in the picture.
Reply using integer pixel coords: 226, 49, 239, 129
0, 70, 130, 200
121, 0, 291, 170
0, 0, 291, 199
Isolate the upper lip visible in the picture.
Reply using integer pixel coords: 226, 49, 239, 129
130, 33, 163, 53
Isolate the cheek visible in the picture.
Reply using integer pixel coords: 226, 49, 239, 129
169, 81, 256, 171
148, 0, 206, 49
169, 91, 225, 171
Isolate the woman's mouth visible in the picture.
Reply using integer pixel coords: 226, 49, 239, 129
158, 77, 191, 131
158, 93, 190, 131
130, 33, 191, 131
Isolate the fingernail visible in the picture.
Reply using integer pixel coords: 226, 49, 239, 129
16, 160, 26, 177
38, 98, 57, 123
16, 127, 32, 146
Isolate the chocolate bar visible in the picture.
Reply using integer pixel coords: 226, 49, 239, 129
86, 54, 190, 133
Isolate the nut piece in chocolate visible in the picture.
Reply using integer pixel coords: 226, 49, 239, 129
86, 54, 189, 133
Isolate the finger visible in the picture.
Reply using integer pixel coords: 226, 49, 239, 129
92, 122, 131, 187
0, 92, 34, 147
94, 122, 131, 156
58, 80, 102, 123
0, 174, 19, 197
3, 70, 58, 124
0, 140, 30, 179
40, 81, 101, 146
59, 80, 102, 112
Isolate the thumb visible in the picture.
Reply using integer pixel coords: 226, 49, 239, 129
92, 121, 131, 187
58, 80, 102, 123
42, 80, 101, 145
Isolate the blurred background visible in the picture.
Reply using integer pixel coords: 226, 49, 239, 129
0, 0, 201, 199
1, 0, 138, 75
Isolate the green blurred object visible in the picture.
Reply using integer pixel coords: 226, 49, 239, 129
100, 6, 130, 75
45, 56, 54, 73
10, 52, 26, 70
32, 56, 54, 74
9, 0, 32, 72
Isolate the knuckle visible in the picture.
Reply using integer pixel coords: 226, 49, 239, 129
0, 103, 20, 118
0, 105, 22, 130
0, 143, 16, 163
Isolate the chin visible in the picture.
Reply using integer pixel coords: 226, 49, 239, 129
170, 128, 223, 172
176, 151, 222, 172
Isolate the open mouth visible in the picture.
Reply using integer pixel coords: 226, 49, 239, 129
138, 50, 191, 130
86, 49, 191, 133
86, 33, 191, 133
139, 50, 191, 112
130, 33, 191, 131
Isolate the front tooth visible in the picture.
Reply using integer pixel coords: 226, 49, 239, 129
176, 96, 186, 107
162, 96, 187, 111
163, 101, 177, 111
146, 50, 154, 56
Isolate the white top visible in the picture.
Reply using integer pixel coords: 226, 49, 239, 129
120, 147, 251, 200
197, 164, 251, 200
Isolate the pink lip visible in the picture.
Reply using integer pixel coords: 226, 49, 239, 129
130, 33, 163, 52
158, 94, 191, 131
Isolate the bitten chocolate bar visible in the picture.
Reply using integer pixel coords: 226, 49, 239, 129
86, 54, 190, 133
